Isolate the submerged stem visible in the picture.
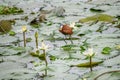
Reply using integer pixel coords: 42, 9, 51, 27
35, 37, 38, 49
43, 50, 48, 76
35, 32, 39, 49
90, 56, 92, 72
23, 32, 26, 47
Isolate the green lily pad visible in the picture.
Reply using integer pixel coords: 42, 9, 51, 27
0, 46, 32, 56
0, 62, 36, 80
26, 38, 32, 42
55, 37, 79, 41
9, 31, 16, 36
79, 14, 114, 23
46, 21, 53, 26
103, 55, 120, 67
30, 52, 45, 60
102, 47, 111, 54
62, 44, 77, 51
82, 68, 120, 80
90, 8, 105, 13
0, 5, 23, 15
30, 52, 56, 60
71, 61, 103, 67
0, 36, 18, 44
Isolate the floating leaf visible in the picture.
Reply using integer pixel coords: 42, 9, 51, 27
0, 62, 36, 80
62, 44, 77, 51
46, 21, 53, 26
0, 5, 23, 15
55, 37, 79, 41
0, 20, 12, 33
75, 23, 82, 27
77, 33, 85, 37
79, 14, 114, 23
115, 24, 120, 28
9, 31, 16, 36
71, 61, 103, 67
26, 38, 32, 42
115, 15, 120, 20
94, 70, 120, 80
102, 47, 111, 54
83, 68, 120, 80
90, 8, 105, 13
51, 6, 65, 17
30, 23, 40, 28
0, 46, 32, 56
30, 52, 56, 60
0, 36, 18, 44
30, 52, 44, 59
103, 55, 120, 67
80, 39, 89, 53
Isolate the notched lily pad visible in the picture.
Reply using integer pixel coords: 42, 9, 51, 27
71, 61, 103, 67
79, 14, 115, 23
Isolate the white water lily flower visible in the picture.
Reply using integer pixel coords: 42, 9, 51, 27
69, 22, 78, 30
116, 44, 120, 50
83, 48, 95, 57
22, 26, 27, 32
16, 29, 31, 33
83, 78, 87, 80
70, 22, 75, 28
39, 41, 49, 50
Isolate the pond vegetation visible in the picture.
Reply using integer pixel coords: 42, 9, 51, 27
0, 5, 23, 15
0, 0, 120, 80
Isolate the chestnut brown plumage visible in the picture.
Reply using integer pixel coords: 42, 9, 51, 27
59, 24, 73, 35
59, 24, 73, 44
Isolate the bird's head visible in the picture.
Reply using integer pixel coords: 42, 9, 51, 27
58, 23, 63, 32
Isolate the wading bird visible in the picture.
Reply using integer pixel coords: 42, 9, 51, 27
59, 23, 75, 44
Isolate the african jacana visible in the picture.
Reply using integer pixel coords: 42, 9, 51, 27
59, 24, 73, 44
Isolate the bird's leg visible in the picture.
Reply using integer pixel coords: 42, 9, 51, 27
64, 35, 67, 44
69, 35, 73, 44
